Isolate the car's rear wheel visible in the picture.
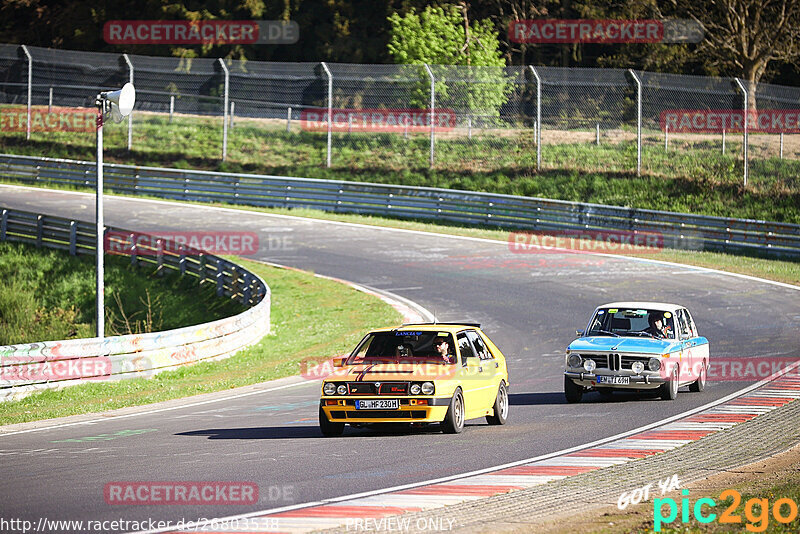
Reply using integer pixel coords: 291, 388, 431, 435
319, 406, 345, 437
564, 376, 584, 403
689, 360, 707, 392
442, 390, 465, 434
660, 366, 679, 400
486, 382, 509, 425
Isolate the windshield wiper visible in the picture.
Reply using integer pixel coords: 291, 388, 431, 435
593, 329, 621, 337
628, 331, 657, 339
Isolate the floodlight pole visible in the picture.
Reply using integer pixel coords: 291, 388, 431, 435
95, 95, 106, 339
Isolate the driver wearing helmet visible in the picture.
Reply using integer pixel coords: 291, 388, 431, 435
645, 312, 670, 339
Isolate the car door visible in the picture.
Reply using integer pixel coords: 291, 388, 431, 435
466, 330, 500, 411
456, 332, 484, 419
683, 309, 708, 376
675, 309, 695, 384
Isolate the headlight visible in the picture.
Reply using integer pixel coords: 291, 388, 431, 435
631, 361, 645, 374
568, 354, 583, 368
583, 359, 596, 372
648, 358, 662, 371
421, 382, 435, 395
336, 384, 348, 395
323, 383, 337, 396
410, 383, 421, 395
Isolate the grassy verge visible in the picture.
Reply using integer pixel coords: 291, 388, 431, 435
1, 109, 799, 222
539, 443, 800, 533
0, 256, 402, 425
0, 240, 244, 344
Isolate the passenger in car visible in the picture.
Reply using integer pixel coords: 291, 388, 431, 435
433, 336, 455, 364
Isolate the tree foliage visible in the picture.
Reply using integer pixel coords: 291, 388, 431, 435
387, 4, 512, 116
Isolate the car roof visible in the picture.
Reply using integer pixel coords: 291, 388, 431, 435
596, 302, 685, 312
371, 323, 481, 334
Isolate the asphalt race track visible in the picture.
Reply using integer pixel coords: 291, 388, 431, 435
2, 186, 799, 532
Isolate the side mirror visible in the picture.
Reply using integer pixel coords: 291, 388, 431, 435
576, 329, 584, 337
332, 356, 347, 368
680, 329, 691, 340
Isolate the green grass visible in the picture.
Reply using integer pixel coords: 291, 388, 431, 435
0, 240, 244, 345
2, 108, 799, 223
635, 473, 800, 533
0, 255, 402, 425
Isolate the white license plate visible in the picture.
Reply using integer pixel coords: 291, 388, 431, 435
355, 399, 399, 410
597, 376, 630, 385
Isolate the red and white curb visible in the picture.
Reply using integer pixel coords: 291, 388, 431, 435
140, 370, 800, 534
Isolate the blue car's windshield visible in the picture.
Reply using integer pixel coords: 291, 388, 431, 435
586, 308, 675, 339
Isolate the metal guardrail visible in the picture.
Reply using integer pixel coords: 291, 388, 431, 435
1, 153, 799, 259
0, 207, 271, 402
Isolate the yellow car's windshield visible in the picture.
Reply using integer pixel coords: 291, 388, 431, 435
347, 331, 456, 365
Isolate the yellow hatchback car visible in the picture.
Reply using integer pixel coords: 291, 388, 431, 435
319, 323, 510, 436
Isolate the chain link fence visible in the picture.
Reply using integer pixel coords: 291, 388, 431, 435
1, 43, 799, 189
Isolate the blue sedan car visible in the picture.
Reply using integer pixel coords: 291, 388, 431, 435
564, 302, 710, 402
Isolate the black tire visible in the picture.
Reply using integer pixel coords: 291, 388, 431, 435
441, 390, 465, 434
486, 382, 509, 425
597, 388, 614, 398
564, 376, 584, 403
319, 406, 345, 437
689, 360, 707, 392
659, 365, 679, 400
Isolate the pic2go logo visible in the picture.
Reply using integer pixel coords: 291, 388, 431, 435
654, 489, 800, 532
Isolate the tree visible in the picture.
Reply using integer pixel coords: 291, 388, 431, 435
673, 0, 800, 105
387, 3, 513, 117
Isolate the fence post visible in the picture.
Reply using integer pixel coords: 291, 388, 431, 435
424, 64, 435, 168
528, 66, 541, 170
722, 128, 726, 154
321, 62, 333, 168
733, 78, 748, 187
596, 123, 600, 145
468, 116, 472, 140
780, 133, 784, 159
287, 106, 292, 132
1, 209, 7, 241
169, 95, 174, 123
230, 101, 235, 129
218, 58, 229, 161
69, 220, 77, 255
21, 45, 32, 141
36, 214, 43, 247
48, 87, 53, 113
628, 69, 642, 177
665, 123, 669, 150
123, 53, 133, 151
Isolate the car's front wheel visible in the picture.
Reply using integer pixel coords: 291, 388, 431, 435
660, 365, 679, 400
319, 406, 345, 437
564, 376, 584, 403
486, 382, 509, 425
442, 390, 465, 434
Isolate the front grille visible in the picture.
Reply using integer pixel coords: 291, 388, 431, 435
581, 354, 608, 369
378, 382, 408, 395
579, 354, 652, 371
621, 356, 650, 369
347, 383, 376, 395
